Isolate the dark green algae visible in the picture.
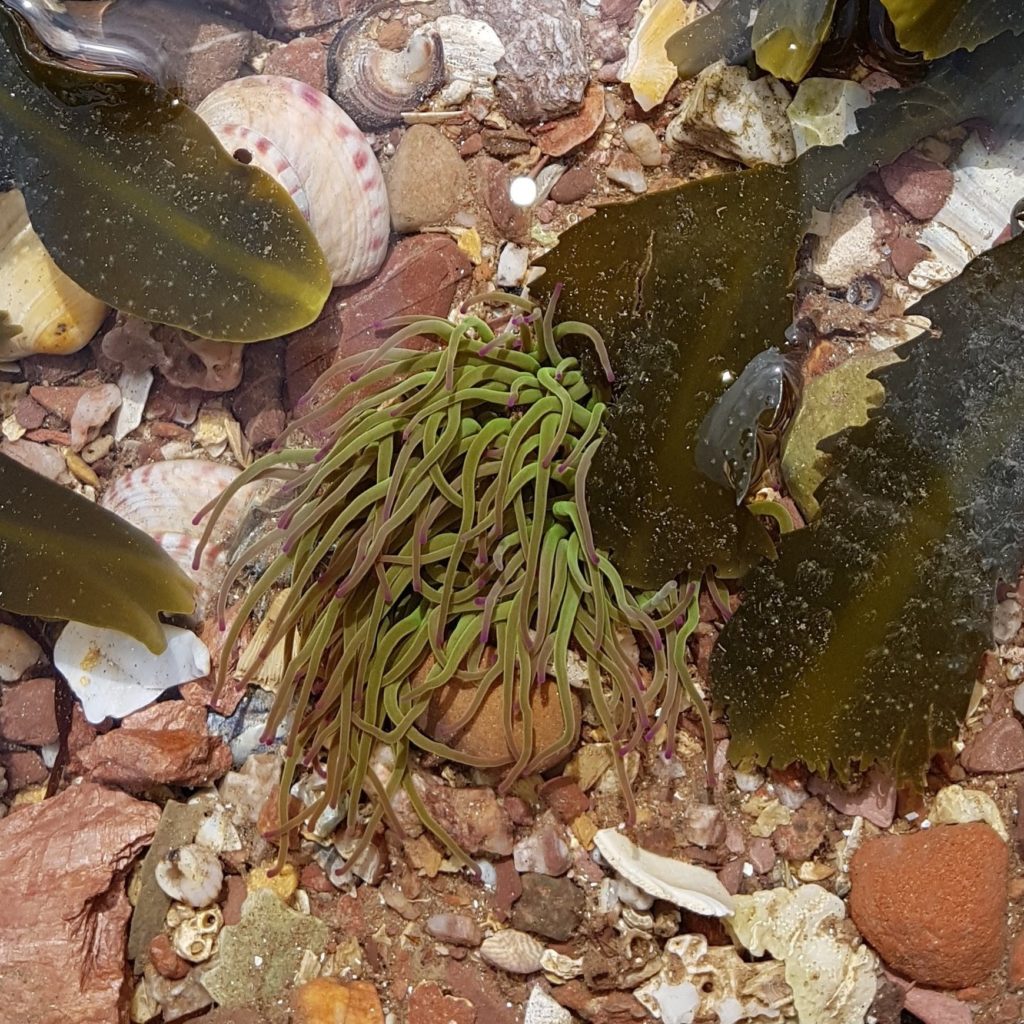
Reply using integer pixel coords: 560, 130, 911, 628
713, 231, 1024, 781
536, 28, 1024, 590
0, 6, 330, 342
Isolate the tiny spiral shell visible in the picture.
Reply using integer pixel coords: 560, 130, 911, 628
479, 929, 545, 974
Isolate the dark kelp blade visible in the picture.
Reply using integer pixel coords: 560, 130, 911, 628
713, 231, 1024, 782
880, 0, 1024, 59
751, 0, 838, 82
0, 453, 195, 652
535, 29, 1024, 589
665, 0, 757, 79
0, 9, 331, 342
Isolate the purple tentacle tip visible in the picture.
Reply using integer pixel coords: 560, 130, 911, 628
507, 394, 518, 408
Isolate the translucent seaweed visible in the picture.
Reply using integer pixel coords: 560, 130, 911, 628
535, 29, 1024, 588
751, 0, 837, 82
0, 8, 331, 342
881, 0, 1024, 59
0, 453, 195, 652
713, 232, 1024, 781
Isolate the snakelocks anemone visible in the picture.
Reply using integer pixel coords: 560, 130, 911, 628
196, 291, 712, 870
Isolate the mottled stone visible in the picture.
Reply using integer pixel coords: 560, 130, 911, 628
231, 340, 285, 449
808, 769, 897, 829
149, 934, 190, 981
511, 873, 584, 942
772, 798, 827, 860
849, 823, 1008, 988
879, 150, 954, 221
478, 155, 533, 243
453, 0, 588, 123
262, 36, 329, 92
0, 784, 159, 1024
285, 235, 472, 408
960, 717, 1024, 773
539, 777, 590, 823
387, 125, 468, 232
0, 678, 57, 746
425, 913, 483, 947
513, 822, 572, 876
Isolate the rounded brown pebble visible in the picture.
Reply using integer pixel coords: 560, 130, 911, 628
550, 167, 596, 204
421, 658, 580, 773
848, 822, 1008, 988
149, 933, 190, 981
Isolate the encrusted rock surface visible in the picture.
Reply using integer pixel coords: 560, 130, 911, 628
848, 822, 1008, 988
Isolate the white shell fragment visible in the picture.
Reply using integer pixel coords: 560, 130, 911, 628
912, 134, 1024, 292
0, 624, 42, 682
156, 844, 224, 908
730, 884, 876, 1024
0, 190, 109, 360
480, 929, 546, 974
429, 15, 505, 98
930, 785, 1009, 841
636, 934, 793, 1024
666, 60, 796, 167
593, 828, 734, 917
787, 78, 871, 155
55, 621, 210, 723
620, 0, 698, 112
197, 75, 390, 287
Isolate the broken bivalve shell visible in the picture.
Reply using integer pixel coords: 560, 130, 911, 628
620, 0, 697, 112
156, 844, 224, 909
101, 459, 269, 619
0, 190, 108, 360
197, 75, 390, 287
593, 828, 734, 917
171, 906, 223, 963
479, 929, 546, 974
328, 10, 445, 132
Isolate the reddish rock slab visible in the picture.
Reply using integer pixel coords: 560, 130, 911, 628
879, 150, 954, 221
540, 776, 590, 823
535, 82, 606, 157
0, 677, 58, 746
849, 823, 1008, 988
409, 982, 476, 1024
553, 981, 651, 1023
808, 769, 897, 828
1010, 930, 1024, 989
960, 716, 1024, 773
262, 36, 329, 92
0, 748, 47, 790
444, 961, 518, 1024
284, 234, 472, 409
72, 701, 232, 791
0, 783, 159, 1024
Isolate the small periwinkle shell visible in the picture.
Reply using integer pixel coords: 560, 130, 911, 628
197, 75, 390, 287
328, 10, 445, 131
695, 347, 803, 504
154, 844, 224, 908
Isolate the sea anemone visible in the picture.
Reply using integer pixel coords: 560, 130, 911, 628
196, 291, 712, 870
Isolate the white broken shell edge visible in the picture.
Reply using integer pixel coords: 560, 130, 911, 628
787, 77, 871, 156
593, 827, 734, 917
55, 621, 211, 723
729, 883, 876, 1024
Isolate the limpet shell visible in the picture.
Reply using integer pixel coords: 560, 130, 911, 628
479, 929, 545, 974
594, 828, 734, 917
197, 75, 390, 287
328, 9, 445, 131
0, 190, 108, 359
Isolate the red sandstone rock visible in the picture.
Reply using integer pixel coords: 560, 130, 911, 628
0, 749, 47, 790
0, 677, 57, 746
284, 234, 472, 408
879, 150, 954, 221
540, 776, 590, 823
262, 36, 329, 92
0, 783, 159, 1024
72, 701, 232, 791
848, 823, 1008, 988
409, 982, 476, 1024
149, 933, 190, 981
959, 716, 1024, 773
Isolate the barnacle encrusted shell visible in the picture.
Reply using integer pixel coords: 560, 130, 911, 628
155, 844, 224, 908
327, 10, 445, 131
171, 906, 223, 963
196, 75, 390, 287
0, 190, 108, 359
100, 459, 269, 617
594, 828, 734, 917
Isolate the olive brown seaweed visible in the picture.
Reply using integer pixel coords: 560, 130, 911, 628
535, 28, 1024, 589
712, 231, 1024, 781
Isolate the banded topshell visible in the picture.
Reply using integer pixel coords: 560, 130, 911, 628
196, 75, 390, 288
0, 190, 109, 359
